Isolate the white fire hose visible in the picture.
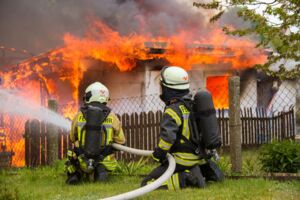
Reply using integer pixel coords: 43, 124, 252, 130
101, 143, 176, 200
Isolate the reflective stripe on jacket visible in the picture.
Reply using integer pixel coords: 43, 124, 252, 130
158, 98, 204, 167
70, 111, 125, 171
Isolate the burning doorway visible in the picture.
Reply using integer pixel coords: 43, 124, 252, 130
206, 76, 229, 109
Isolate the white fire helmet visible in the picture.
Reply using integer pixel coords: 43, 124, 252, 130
84, 82, 109, 104
161, 66, 190, 90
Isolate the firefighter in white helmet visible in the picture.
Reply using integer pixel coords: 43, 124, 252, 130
65, 82, 125, 184
141, 66, 224, 190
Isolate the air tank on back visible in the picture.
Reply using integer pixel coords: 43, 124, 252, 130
193, 89, 221, 149
83, 105, 107, 158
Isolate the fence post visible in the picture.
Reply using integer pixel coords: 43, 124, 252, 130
46, 99, 59, 165
296, 79, 300, 140
31, 119, 41, 167
229, 76, 242, 173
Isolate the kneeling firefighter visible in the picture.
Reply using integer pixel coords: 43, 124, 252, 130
65, 82, 125, 184
141, 66, 224, 190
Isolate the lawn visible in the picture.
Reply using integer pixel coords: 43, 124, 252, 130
0, 151, 299, 200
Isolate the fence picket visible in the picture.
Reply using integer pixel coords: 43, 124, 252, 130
62, 133, 68, 160
155, 111, 162, 147
40, 122, 46, 165
248, 108, 251, 145
290, 107, 295, 139
24, 121, 30, 167
141, 112, 147, 151
31, 119, 40, 167
148, 111, 155, 151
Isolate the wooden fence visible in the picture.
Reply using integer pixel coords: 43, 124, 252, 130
218, 107, 295, 147
24, 107, 295, 166
24, 120, 72, 167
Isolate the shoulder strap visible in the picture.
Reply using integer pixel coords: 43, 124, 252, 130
174, 98, 209, 158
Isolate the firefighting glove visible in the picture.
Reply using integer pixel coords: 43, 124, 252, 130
152, 147, 168, 164
73, 147, 83, 155
103, 145, 114, 156
64, 160, 76, 174
67, 150, 77, 160
78, 154, 88, 172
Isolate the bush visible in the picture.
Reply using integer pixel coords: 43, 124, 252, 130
216, 156, 231, 175
242, 156, 262, 176
114, 157, 149, 176
259, 140, 300, 173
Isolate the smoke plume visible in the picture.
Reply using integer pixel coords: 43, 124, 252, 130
0, 0, 214, 55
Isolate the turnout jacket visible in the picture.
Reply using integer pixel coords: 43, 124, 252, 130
69, 109, 125, 171
158, 95, 204, 167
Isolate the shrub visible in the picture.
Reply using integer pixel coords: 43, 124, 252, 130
259, 140, 300, 173
114, 157, 149, 176
216, 156, 231, 175
242, 156, 262, 176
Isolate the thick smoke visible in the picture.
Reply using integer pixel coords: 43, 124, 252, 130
0, 0, 213, 55
219, 7, 252, 29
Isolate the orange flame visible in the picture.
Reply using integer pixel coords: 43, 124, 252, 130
5, 138, 25, 167
206, 76, 229, 108
0, 115, 26, 167
62, 20, 267, 72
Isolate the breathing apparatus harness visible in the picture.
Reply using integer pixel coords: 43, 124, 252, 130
170, 95, 221, 161
77, 103, 113, 173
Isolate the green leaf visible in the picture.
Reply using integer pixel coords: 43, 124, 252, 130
194, 0, 300, 79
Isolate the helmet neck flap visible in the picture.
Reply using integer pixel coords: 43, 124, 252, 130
160, 84, 189, 105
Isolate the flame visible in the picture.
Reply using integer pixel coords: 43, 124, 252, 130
61, 102, 78, 120
0, 19, 267, 167
0, 19, 267, 117
5, 138, 25, 167
206, 76, 229, 108
62, 20, 267, 72
0, 115, 26, 167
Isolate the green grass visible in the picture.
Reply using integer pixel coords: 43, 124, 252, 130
0, 151, 299, 200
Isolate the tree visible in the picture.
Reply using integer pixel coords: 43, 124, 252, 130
194, 0, 300, 79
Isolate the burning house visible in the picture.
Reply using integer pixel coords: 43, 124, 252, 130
2, 38, 295, 114
0, 0, 297, 167
1, 40, 297, 167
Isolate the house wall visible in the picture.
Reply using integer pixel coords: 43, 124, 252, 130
79, 59, 146, 101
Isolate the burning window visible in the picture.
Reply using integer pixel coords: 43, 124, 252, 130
206, 76, 229, 109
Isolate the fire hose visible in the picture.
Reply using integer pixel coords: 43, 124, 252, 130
101, 143, 176, 200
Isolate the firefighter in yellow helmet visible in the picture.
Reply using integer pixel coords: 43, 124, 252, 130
65, 82, 125, 184
141, 66, 224, 190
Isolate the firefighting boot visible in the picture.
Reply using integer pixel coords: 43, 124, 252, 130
182, 165, 206, 188
66, 172, 81, 185
199, 159, 224, 182
94, 164, 108, 182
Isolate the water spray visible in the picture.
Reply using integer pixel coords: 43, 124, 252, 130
0, 89, 71, 130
